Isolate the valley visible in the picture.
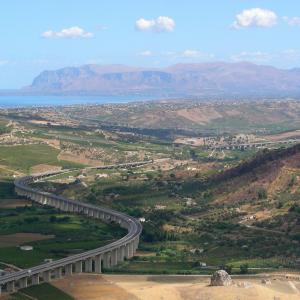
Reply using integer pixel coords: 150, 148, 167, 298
0, 99, 299, 299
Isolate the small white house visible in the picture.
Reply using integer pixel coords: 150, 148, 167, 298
20, 245, 33, 251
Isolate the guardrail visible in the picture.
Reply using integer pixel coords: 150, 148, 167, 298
0, 169, 142, 295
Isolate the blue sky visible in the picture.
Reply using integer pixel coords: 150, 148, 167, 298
1, 0, 300, 88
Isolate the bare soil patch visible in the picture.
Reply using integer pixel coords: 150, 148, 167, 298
53, 274, 300, 300
264, 130, 300, 141
0, 233, 54, 248
28, 120, 61, 126
53, 274, 138, 300
174, 137, 205, 146
30, 164, 62, 174
58, 151, 100, 166
0, 199, 31, 209
176, 107, 222, 125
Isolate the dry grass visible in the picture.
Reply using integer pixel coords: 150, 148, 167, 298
0, 233, 54, 248
176, 107, 222, 125
53, 274, 300, 300
264, 130, 300, 141
58, 151, 100, 166
30, 164, 62, 174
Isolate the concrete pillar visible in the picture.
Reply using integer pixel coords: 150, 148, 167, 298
43, 271, 51, 282
69, 204, 74, 212
103, 252, 111, 269
7, 281, 15, 293
134, 237, 139, 252
117, 247, 122, 262
41, 195, 46, 205
129, 242, 134, 258
95, 255, 102, 273
85, 258, 93, 273
73, 204, 78, 213
118, 246, 125, 262
75, 261, 82, 273
19, 277, 28, 289
32, 274, 40, 285
120, 220, 127, 229
65, 264, 73, 276
125, 244, 130, 259
111, 249, 118, 266
54, 267, 62, 279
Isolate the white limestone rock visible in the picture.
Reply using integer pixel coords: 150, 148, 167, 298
210, 270, 232, 286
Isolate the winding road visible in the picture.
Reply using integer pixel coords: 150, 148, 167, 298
0, 164, 144, 295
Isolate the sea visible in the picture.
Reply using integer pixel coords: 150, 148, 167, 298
0, 95, 160, 108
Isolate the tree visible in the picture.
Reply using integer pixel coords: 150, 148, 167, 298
240, 263, 249, 274
257, 188, 267, 200
220, 264, 233, 274
169, 173, 176, 179
49, 215, 57, 223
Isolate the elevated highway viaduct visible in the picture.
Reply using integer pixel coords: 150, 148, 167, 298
0, 170, 142, 295
208, 139, 300, 150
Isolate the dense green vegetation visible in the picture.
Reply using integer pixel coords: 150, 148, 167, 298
46, 145, 300, 274
0, 204, 126, 268
0, 180, 16, 198
1, 101, 300, 276
11, 283, 74, 300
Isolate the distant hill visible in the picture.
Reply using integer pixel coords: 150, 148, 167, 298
24, 62, 300, 97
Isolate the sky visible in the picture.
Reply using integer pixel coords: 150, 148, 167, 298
1, 0, 300, 88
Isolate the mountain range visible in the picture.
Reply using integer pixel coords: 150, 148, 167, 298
23, 62, 300, 97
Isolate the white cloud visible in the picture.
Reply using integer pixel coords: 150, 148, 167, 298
232, 8, 277, 29
163, 50, 214, 61
163, 51, 176, 56
135, 16, 175, 32
280, 49, 300, 62
96, 25, 108, 31
155, 16, 175, 32
42, 26, 93, 39
181, 50, 214, 59
230, 49, 300, 67
139, 50, 153, 57
135, 19, 155, 31
0, 60, 9, 66
181, 50, 201, 58
231, 51, 271, 63
283, 16, 300, 27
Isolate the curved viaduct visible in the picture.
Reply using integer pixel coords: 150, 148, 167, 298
0, 170, 143, 295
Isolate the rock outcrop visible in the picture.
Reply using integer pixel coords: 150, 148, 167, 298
210, 270, 232, 286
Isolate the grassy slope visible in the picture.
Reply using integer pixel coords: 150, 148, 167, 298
0, 144, 83, 173
62, 145, 300, 274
